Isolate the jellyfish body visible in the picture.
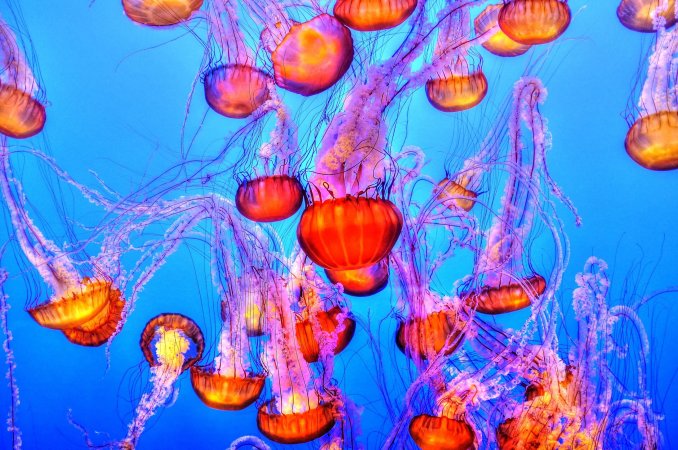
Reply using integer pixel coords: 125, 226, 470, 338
204, 64, 270, 119
333, 0, 418, 31
272, 14, 354, 96
617, 0, 677, 32
295, 305, 356, 363
62, 282, 125, 346
498, 0, 571, 45
396, 309, 465, 360
257, 400, 336, 444
190, 366, 265, 410
465, 275, 546, 315
324, 258, 389, 297
139, 313, 204, 371
235, 175, 304, 222
122, 0, 203, 26
625, 110, 678, 170
426, 69, 488, 113
409, 415, 475, 450
474, 4, 532, 57
0, 85, 46, 139
297, 196, 403, 270
436, 178, 478, 212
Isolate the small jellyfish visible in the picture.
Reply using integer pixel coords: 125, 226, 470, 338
324, 258, 390, 297
436, 177, 478, 212
396, 308, 465, 360
464, 274, 546, 315
297, 195, 403, 270
333, 0, 418, 32
474, 4, 532, 57
617, 0, 677, 32
409, 415, 475, 450
271, 14, 354, 96
191, 365, 265, 410
625, 110, 678, 170
235, 175, 304, 222
122, 0, 203, 27
204, 65, 270, 119
498, 0, 571, 45
295, 305, 356, 363
426, 67, 488, 113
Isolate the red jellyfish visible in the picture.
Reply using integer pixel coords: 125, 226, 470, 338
122, 0, 203, 27
236, 174, 304, 222
474, 4, 531, 57
409, 415, 475, 450
498, 0, 571, 45
271, 13, 354, 96
625, 27, 678, 170
325, 258, 390, 297
0, 18, 46, 139
334, 0, 418, 31
203, 2, 271, 119
617, 0, 677, 32
122, 314, 204, 447
464, 274, 546, 315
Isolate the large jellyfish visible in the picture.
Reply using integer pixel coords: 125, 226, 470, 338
122, 0, 203, 27
617, 0, 677, 32
498, 0, 572, 45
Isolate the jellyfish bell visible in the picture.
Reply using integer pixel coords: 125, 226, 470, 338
122, 0, 203, 27
436, 178, 478, 212
617, 0, 677, 32
204, 64, 271, 119
257, 399, 336, 444
62, 285, 125, 346
333, 0, 418, 31
625, 110, 678, 170
271, 14, 354, 96
396, 309, 465, 360
474, 4, 532, 57
140, 313, 204, 372
409, 414, 475, 450
464, 274, 546, 315
297, 195, 403, 271
190, 365, 265, 411
235, 175, 304, 222
324, 258, 389, 297
426, 68, 488, 113
498, 0, 571, 45
295, 305, 356, 363
0, 84, 46, 139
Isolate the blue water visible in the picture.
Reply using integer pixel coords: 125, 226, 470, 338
0, 1, 676, 449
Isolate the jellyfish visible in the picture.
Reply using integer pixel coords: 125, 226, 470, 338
203, 1, 271, 119
0, 17, 45, 139
324, 258, 390, 297
498, 0, 571, 45
426, 8, 488, 112
617, 0, 677, 32
625, 25, 678, 170
333, 0, 418, 32
122, 313, 204, 448
235, 175, 304, 222
409, 414, 475, 450
122, 0, 203, 27
474, 4, 532, 57
436, 177, 478, 213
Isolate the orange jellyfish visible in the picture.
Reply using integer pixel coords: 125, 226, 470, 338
204, 65, 270, 119
191, 365, 264, 411
257, 400, 337, 444
122, 0, 203, 27
409, 415, 475, 450
61, 280, 125, 346
235, 175, 304, 222
617, 0, 677, 32
123, 313, 204, 447
465, 274, 546, 315
271, 14, 354, 96
436, 177, 478, 212
325, 258, 389, 297
474, 4, 532, 57
297, 195, 403, 270
295, 305, 356, 363
333, 0, 418, 31
396, 309, 465, 360
625, 110, 678, 170
498, 0, 571, 45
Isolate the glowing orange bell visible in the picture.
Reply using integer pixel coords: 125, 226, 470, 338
409, 415, 475, 450
325, 258, 389, 296
62, 285, 125, 347
474, 4, 531, 57
204, 64, 270, 119
272, 14, 354, 96
426, 70, 488, 112
297, 195, 403, 270
140, 313, 204, 372
436, 179, 478, 212
396, 310, 465, 360
498, 0, 571, 45
122, 0, 203, 26
465, 274, 546, 315
0, 85, 46, 139
257, 401, 336, 444
617, 0, 677, 32
334, 0, 418, 31
625, 111, 678, 171
295, 306, 356, 363
236, 175, 304, 222
190, 366, 264, 410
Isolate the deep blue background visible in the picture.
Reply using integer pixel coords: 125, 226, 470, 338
0, 1, 676, 449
